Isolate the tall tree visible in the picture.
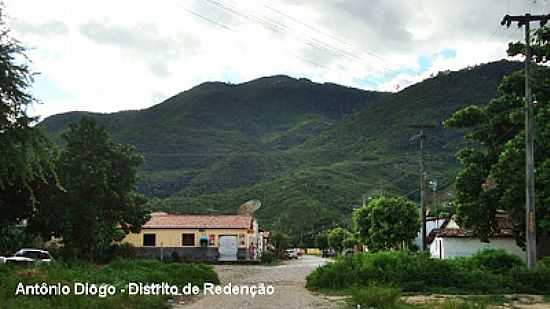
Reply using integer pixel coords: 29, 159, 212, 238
0, 4, 58, 251
352, 196, 419, 251
445, 26, 550, 246
31, 118, 149, 261
0, 5, 57, 192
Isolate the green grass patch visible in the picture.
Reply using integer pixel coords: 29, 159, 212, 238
349, 285, 402, 308
0, 259, 219, 309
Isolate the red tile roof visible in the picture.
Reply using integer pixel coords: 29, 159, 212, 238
432, 227, 514, 238
143, 213, 253, 229
427, 215, 515, 244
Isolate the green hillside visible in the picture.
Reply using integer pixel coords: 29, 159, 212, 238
39, 60, 522, 243
40, 75, 387, 197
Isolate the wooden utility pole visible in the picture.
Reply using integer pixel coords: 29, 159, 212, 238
501, 13, 549, 270
410, 124, 436, 251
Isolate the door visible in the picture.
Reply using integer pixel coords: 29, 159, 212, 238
218, 236, 238, 261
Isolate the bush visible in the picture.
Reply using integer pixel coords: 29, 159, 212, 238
0, 259, 219, 308
461, 249, 525, 274
349, 285, 401, 309
306, 250, 550, 294
537, 257, 550, 270
260, 251, 275, 264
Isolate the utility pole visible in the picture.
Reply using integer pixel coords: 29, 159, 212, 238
430, 178, 438, 213
410, 124, 436, 251
501, 13, 549, 270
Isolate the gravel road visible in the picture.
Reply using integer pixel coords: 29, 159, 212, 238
175, 255, 345, 309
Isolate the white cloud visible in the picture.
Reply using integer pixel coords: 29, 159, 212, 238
4, 0, 549, 120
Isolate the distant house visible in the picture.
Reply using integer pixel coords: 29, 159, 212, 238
413, 216, 448, 249
427, 215, 526, 262
122, 212, 262, 262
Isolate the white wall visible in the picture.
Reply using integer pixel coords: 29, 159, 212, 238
431, 237, 526, 262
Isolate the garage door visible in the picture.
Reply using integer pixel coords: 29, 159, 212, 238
218, 236, 238, 261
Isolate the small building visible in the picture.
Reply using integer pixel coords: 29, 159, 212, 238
427, 216, 526, 262
122, 212, 261, 262
413, 216, 448, 249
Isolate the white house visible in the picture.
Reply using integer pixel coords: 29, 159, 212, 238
427, 215, 526, 262
414, 216, 448, 249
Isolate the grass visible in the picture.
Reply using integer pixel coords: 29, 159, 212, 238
341, 290, 496, 309
0, 259, 219, 309
349, 285, 402, 308
341, 291, 519, 309
306, 249, 550, 295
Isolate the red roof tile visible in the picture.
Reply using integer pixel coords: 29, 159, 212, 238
143, 214, 253, 229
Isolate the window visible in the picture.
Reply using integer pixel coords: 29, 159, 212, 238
182, 233, 195, 246
17, 250, 41, 259
143, 234, 156, 247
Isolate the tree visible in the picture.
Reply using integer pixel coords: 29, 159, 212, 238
342, 233, 359, 250
0, 4, 58, 233
352, 196, 419, 251
327, 227, 348, 253
31, 118, 149, 261
315, 231, 329, 250
271, 232, 290, 258
445, 26, 550, 246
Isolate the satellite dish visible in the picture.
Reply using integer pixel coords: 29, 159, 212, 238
239, 200, 262, 215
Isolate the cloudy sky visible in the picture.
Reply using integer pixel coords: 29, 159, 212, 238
5, 0, 550, 120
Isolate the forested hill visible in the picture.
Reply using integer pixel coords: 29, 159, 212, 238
39, 60, 522, 243
40, 75, 388, 196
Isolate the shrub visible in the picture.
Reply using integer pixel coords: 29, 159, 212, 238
510, 267, 550, 294
260, 251, 275, 264
349, 285, 401, 309
0, 259, 219, 308
463, 249, 525, 274
306, 250, 547, 294
537, 257, 550, 270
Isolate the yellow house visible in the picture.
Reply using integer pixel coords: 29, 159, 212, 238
122, 212, 260, 261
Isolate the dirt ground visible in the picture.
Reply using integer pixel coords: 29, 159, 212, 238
172, 255, 346, 309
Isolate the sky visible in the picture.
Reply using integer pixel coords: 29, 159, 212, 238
5, 0, 550, 120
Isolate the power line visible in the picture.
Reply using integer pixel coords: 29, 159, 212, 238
262, 2, 391, 67
180, 7, 232, 30
176, 2, 343, 73
203, 0, 366, 62
197, 0, 394, 74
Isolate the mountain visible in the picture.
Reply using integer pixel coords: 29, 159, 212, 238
39, 60, 523, 243
40, 75, 388, 196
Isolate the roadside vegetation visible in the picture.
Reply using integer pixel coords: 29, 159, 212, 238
0, 259, 219, 309
307, 250, 550, 295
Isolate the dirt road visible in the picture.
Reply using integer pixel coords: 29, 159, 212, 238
175, 255, 345, 309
